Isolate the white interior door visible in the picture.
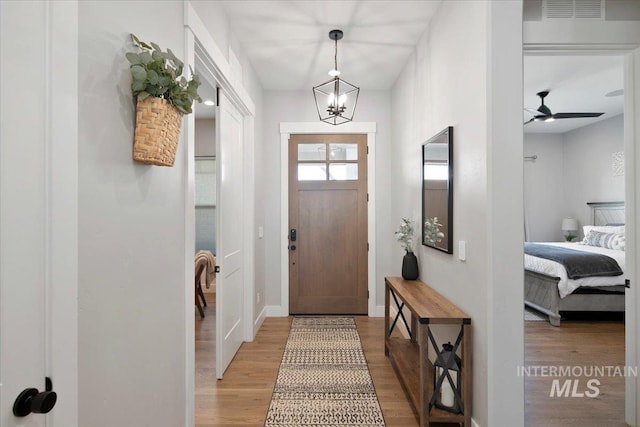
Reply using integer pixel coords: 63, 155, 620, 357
0, 5, 47, 422
0, 2, 49, 425
1, 1, 77, 425
215, 92, 245, 379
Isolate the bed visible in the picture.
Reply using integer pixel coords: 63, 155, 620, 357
524, 202, 626, 326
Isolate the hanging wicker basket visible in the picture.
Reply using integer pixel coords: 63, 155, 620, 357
133, 97, 183, 167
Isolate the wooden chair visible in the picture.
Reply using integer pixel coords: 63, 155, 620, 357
195, 261, 207, 318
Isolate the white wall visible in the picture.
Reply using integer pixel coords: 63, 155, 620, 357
524, 134, 565, 241
391, 2, 489, 423
260, 90, 394, 309
78, 1, 187, 425
195, 118, 215, 157
524, 115, 625, 241
190, 1, 262, 103
563, 114, 625, 233
391, 2, 524, 425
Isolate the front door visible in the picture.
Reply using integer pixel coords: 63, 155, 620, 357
288, 134, 368, 314
215, 92, 244, 378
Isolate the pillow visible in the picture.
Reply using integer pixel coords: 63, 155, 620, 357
582, 230, 625, 251
583, 225, 625, 237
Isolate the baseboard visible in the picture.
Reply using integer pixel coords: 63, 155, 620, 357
254, 305, 266, 337
373, 305, 385, 317
266, 305, 382, 318
266, 305, 287, 317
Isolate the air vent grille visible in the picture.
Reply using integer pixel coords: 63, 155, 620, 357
576, 0, 603, 18
546, 0, 574, 18
544, 0, 604, 20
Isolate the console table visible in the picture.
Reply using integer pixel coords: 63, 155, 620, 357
384, 276, 472, 427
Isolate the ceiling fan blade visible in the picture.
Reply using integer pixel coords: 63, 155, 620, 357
525, 91, 605, 124
524, 118, 534, 125
552, 112, 604, 119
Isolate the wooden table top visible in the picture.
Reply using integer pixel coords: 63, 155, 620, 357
385, 276, 470, 324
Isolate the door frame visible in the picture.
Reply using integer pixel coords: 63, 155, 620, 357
522, 44, 639, 424
184, 3, 256, 426
278, 122, 377, 317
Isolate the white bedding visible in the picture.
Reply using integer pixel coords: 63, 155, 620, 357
524, 242, 626, 298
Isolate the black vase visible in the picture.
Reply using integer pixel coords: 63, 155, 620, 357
402, 251, 419, 280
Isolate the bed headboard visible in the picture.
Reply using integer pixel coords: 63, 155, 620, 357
587, 201, 625, 226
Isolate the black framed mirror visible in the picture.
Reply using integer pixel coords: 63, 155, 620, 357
422, 126, 453, 253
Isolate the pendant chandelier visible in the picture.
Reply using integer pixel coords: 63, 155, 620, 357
313, 29, 360, 125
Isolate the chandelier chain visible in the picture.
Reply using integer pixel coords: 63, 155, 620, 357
334, 37, 338, 72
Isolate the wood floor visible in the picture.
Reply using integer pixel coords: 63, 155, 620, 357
524, 318, 626, 427
195, 308, 625, 427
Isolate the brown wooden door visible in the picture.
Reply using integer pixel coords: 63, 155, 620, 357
289, 134, 368, 314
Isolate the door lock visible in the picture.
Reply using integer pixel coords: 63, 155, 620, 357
290, 228, 297, 242
13, 378, 57, 417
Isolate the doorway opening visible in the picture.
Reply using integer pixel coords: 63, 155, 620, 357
194, 66, 218, 297
186, 5, 257, 422
193, 65, 218, 399
522, 53, 629, 425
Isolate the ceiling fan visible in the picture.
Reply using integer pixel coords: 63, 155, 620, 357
524, 90, 604, 124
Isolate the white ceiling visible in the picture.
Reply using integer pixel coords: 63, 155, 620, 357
524, 55, 624, 134
192, 1, 625, 133
215, 0, 441, 91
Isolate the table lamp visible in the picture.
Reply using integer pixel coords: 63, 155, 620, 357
561, 217, 578, 242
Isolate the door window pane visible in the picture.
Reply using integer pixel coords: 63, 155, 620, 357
329, 143, 358, 161
329, 163, 358, 180
298, 144, 326, 161
298, 163, 327, 181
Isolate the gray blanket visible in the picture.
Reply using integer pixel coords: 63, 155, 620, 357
524, 243, 623, 279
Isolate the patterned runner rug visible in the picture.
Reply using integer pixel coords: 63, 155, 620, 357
264, 317, 386, 426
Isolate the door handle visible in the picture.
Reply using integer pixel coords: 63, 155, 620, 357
290, 228, 297, 242
13, 382, 57, 417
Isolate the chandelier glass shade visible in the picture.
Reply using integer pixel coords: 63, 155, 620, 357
313, 29, 360, 125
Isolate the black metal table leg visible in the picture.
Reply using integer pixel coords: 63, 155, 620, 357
389, 288, 413, 340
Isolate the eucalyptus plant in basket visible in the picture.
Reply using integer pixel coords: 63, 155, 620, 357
126, 34, 202, 166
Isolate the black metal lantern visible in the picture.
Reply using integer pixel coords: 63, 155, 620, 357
433, 342, 462, 413
312, 29, 360, 125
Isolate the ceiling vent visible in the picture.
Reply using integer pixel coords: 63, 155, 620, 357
543, 0, 604, 20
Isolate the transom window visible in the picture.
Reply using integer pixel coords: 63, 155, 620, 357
297, 143, 358, 181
